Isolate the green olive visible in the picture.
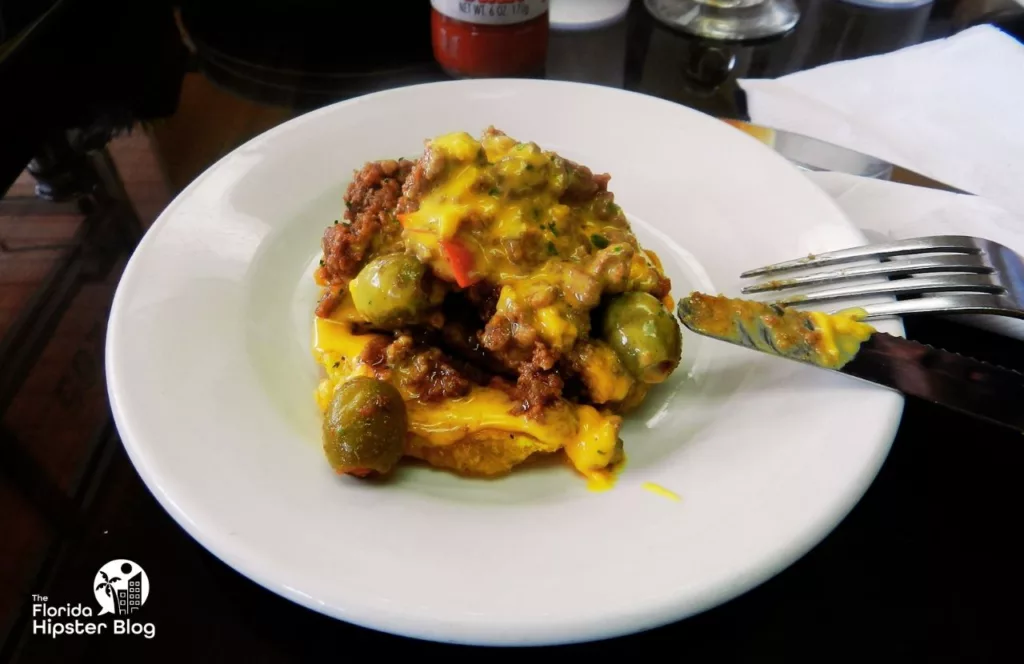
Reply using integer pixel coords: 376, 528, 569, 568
350, 254, 429, 327
601, 292, 682, 384
323, 377, 408, 477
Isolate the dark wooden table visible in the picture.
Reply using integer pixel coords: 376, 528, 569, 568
3, 1, 1023, 661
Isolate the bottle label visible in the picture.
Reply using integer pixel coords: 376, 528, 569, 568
431, 0, 548, 26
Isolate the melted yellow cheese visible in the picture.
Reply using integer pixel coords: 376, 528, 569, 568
312, 309, 625, 482
564, 405, 623, 490
575, 342, 634, 404
405, 389, 577, 448
401, 133, 566, 278
400, 130, 662, 290
492, 269, 591, 352
807, 308, 874, 368
313, 316, 376, 365
312, 301, 385, 410
431, 131, 481, 162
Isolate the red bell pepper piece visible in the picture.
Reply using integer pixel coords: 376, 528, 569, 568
440, 239, 479, 288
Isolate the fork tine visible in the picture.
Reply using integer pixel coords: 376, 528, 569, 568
740, 235, 982, 279
775, 274, 1004, 306
741, 254, 993, 294
857, 294, 1024, 319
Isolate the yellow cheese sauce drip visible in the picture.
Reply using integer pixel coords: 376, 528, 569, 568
806, 308, 875, 369
642, 482, 681, 502
565, 405, 624, 491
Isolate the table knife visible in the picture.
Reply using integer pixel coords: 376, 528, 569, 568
720, 119, 897, 180
676, 293, 1024, 433
720, 119, 973, 197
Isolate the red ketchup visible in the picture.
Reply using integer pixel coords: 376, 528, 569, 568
431, 0, 550, 78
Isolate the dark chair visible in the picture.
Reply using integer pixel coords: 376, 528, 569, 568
0, 0, 185, 560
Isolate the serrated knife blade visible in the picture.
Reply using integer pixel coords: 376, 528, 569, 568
831, 333, 1024, 432
677, 294, 1024, 433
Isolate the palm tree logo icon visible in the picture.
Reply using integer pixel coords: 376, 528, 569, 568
95, 570, 122, 600
92, 560, 150, 616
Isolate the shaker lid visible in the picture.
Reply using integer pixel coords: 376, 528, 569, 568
550, 0, 630, 31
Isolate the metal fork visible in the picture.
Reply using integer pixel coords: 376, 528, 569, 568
739, 235, 1024, 319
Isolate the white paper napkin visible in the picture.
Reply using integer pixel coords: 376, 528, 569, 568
738, 25, 1024, 340
739, 25, 1024, 219
805, 171, 1024, 340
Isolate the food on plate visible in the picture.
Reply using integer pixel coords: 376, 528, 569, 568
676, 292, 874, 370
312, 127, 682, 486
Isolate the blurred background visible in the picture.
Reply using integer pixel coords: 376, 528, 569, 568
4, 0, 1022, 195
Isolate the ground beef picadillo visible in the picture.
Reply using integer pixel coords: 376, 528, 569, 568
507, 339, 564, 419
511, 362, 564, 420
401, 348, 473, 403
396, 143, 447, 215
559, 160, 611, 205
319, 141, 665, 420
315, 159, 413, 317
368, 329, 565, 419
382, 335, 472, 403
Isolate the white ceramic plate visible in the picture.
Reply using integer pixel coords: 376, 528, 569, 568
106, 79, 903, 646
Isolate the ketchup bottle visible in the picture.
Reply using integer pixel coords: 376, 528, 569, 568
431, 0, 550, 78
